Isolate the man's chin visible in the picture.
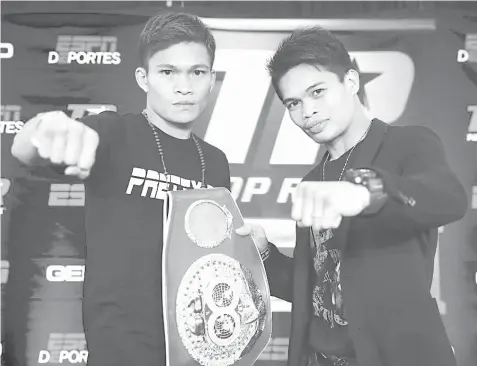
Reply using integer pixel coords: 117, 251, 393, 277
169, 115, 198, 125
168, 110, 203, 125
307, 131, 332, 144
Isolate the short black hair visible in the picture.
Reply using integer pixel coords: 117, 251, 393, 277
138, 11, 216, 70
266, 26, 354, 100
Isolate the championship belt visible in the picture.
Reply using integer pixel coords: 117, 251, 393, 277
163, 187, 272, 366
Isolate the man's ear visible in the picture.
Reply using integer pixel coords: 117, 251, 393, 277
345, 69, 360, 96
135, 67, 148, 93
209, 69, 216, 93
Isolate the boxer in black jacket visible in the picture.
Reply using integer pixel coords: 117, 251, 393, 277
237, 26, 468, 366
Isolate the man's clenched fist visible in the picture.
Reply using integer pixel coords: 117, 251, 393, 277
292, 181, 371, 232
29, 111, 99, 179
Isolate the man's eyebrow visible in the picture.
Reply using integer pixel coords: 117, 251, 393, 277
155, 64, 210, 70
282, 97, 296, 105
306, 82, 324, 92
190, 64, 210, 69
156, 64, 176, 69
282, 82, 325, 104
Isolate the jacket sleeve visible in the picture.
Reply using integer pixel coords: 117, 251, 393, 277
359, 126, 468, 232
263, 242, 294, 303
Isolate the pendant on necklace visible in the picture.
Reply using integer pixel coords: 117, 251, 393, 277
317, 228, 334, 244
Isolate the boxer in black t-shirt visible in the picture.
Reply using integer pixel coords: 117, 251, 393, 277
11, 11, 230, 366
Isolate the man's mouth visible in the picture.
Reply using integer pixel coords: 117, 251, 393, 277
174, 101, 195, 106
307, 119, 328, 134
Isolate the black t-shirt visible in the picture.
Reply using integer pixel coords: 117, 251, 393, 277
304, 142, 366, 359
80, 112, 230, 366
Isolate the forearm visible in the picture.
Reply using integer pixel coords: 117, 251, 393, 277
263, 243, 294, 303
371, 167, 468, 230
342, 127, 468, 232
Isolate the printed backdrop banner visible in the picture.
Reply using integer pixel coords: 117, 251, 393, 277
1, 7, 476, 366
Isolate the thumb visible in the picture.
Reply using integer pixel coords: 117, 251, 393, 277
235, 224, 252, 236
65, 166, 81, 176
65, 166, 90, 180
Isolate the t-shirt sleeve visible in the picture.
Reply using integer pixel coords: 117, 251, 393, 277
216, 150, 231, 191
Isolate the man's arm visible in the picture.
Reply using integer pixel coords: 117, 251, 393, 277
11, 111, 101, 180
262, 243, 294, 303
292, 126, 468, 235
355, 126, 468, 231
235, 224, 295, 303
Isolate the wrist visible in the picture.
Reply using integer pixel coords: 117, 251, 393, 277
344, 168, 388, 215
260, 244, 271, 261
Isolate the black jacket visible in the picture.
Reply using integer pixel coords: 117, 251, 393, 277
264, 120, 468, 366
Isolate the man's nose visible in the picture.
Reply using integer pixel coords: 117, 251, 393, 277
174, 74, 193, 95
302, 101, 318, 120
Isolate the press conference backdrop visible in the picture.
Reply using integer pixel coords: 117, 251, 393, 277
1, 2, 477, 366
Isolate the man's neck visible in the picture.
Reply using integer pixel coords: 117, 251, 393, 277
325, 113, 372, 161
144, 106, 193, 140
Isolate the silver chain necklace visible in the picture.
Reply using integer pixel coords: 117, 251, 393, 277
314, 122, 373, 309
313, 122, 373, 243
142, 109, 207, 189
322, 122, 373, 182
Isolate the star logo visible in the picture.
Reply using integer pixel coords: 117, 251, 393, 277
351, 57, 381, 109
349, 51, 415, 123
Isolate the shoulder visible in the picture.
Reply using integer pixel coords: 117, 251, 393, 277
194, 136, 231, 189
195, 136, 229, 165
80, 110, 119, 125
80, 111, 141, 131
383, 124, 444, 152
386, 124, 441, 142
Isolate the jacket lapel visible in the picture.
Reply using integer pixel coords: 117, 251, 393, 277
331, 119, 388, 252
287, 225, 312, 366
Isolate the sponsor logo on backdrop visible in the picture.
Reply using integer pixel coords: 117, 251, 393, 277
0, 105, 24, 134
473, 186, 477, 210
457, 34, 477, 63
258, 337, 288, 361
467, 105, 477, 142
66, 104, 117, 120
1, 260, 9, 284
39, 333, 87, 364
49, 184, 85, 207
1, 178, 12, 214
48, 35, 121, 65
0, 42, 14, 59
46, 265, 85, 282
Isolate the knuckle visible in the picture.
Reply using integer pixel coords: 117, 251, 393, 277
86, 130, 100, 148
71, 121, 86, 135
48, 110, 65, 122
